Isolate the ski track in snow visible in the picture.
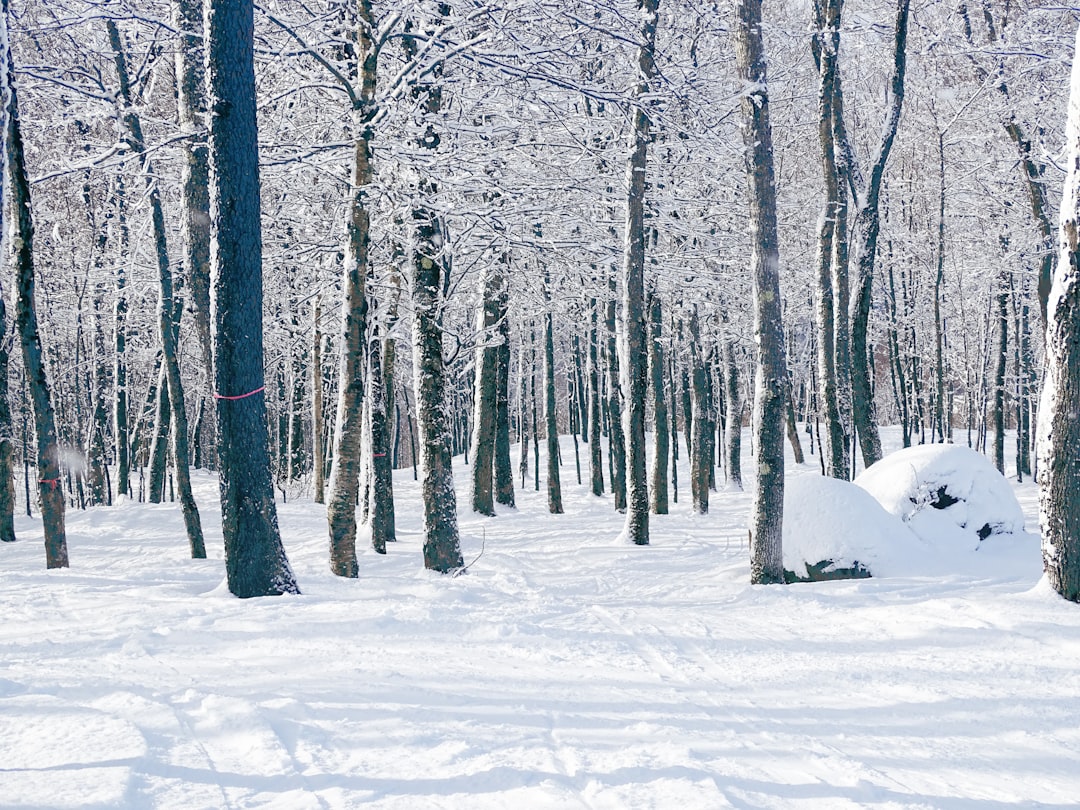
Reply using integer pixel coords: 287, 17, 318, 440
2, 428, 1079, 809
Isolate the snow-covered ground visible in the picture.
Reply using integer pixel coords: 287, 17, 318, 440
3, 428, 1079, 809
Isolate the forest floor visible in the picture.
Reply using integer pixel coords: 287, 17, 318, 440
2, 428, 1078, 809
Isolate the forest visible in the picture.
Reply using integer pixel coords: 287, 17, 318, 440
1, 0, 1079, 600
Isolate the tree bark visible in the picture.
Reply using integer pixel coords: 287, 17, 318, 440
469, 255, 500, 515
5, 13, 66, 566
108, 18, 205, 558
605, 283, 627, 512
327, 0, 378, 576
588, 299, 604, 496
409, 12, 462, 572
689, 308, 710, 513
735, 0, 788, 584
544, 302, 563, 514
1038, 23, 1080, 602
206, 0, 298, 596
723, 336, 742, 490
493, 290, 514, 507
620, 0, 658, 544
648, 294, 668, 514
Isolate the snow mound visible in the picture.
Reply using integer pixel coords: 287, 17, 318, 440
783, 472, 923, 581
853, 444, 1026, 549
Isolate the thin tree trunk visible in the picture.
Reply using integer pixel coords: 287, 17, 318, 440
108, 18, 204, 558
993, 271, 1008, 474
469, 257, 500, 515
619, 0, 659, 544
735, 0, 788, 584
5, 13, 66, 566
648, 294, 668, 514
173, 0, 215, 466
312, 296, 326, 503
588, 299, 604, 496
689, 308, 710, 514
544, 303, 563, 514
605, 284, 626, 512
113, 174, 130, 499
327, 0, 378, 577
493, 264, 514, 508
723, 337, 742, 490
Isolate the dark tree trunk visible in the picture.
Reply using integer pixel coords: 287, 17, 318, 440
993, 272, 1008, 474
113, 175, 131, 499
689, 309, 710, 514
619, 0, 659, 544
543, 305, 563, 514
735, 0, 788, 584
493, 294, 514, 507
366, 318, 394, 552
147, 367, 170, 504
469, 257, 500, 515
0, 292, 14, 541
108, 18, 204, 558
605, 286, 627, 512
648, 294, 668, 514
723, 337, 742, 490
405, 7, 462, 573
312, 296, 326, 504
6, 22, 66, 567
206, 0, 298, 597
86, 295, 111, 507
587, 299, 604, 496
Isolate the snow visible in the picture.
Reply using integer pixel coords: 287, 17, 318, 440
3, 429, 1080, 808
854, 444, 1027, 555
783, 471, 924, 578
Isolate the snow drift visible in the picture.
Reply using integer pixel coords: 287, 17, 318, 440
854, 444, 1026, 550
783, 471, 924, 581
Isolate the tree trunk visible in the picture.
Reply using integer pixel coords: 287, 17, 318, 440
1038, 23, 1080, 601
588, 299, 604, 496
605, 284, 627, 512
312, 297, 326, 503
408, 12, 462, 572
0, 291, 13, 541
173, 0, 215, 465
108, 18, 205, 558
469, 257, 500, 515
735, 0, 788, 584
723, 337, 742, 490
648, 294, 668, 514
689, 309, 710, 514
993, 271, 1008, 474
86, 294, 111, 507
147, 366, 170, 504
366, 315, 394, 552
5, 14, 67, 566
206, 0, 298, 596
494, 293, 514, 507
933, 130, 947, 444
544, 304, 563, 514
113, 175, 131, 499
327, 0, 378, 576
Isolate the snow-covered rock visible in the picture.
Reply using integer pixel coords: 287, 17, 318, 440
853, 444, 1026, 550
783, 472, 923, 581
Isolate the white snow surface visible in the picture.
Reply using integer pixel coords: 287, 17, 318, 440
3, 429, 1080, 809
854, 443, 1027, 552
782, 472, 923, 578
